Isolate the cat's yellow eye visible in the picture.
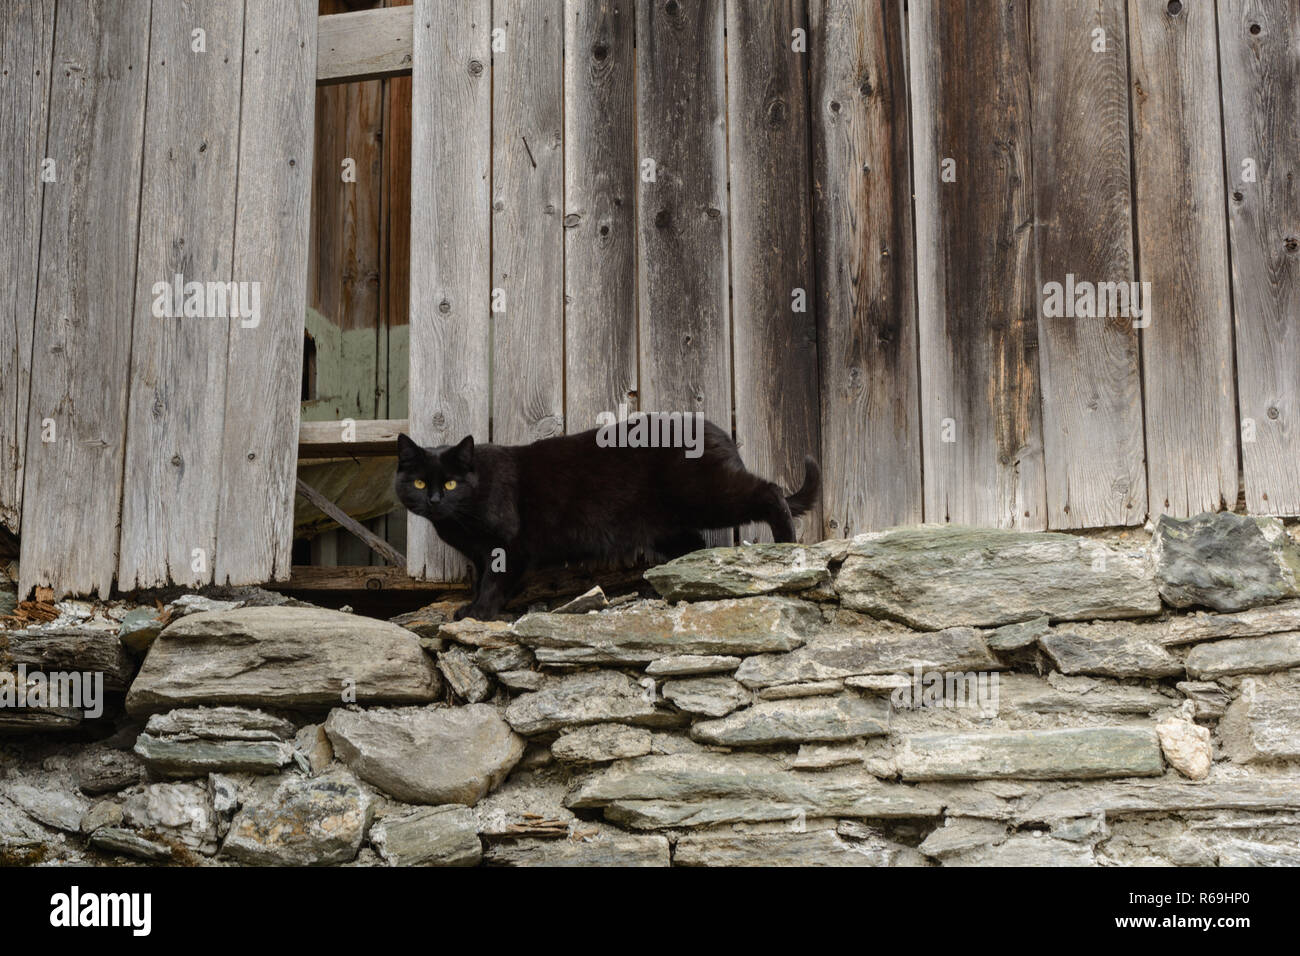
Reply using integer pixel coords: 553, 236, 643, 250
413, 479, 426, 490
443, 480, 457, 491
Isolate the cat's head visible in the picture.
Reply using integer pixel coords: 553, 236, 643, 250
395, 433, 476, 521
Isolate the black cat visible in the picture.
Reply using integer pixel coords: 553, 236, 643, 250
395, 417, 820, 620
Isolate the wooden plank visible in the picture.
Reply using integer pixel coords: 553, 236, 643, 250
317, 5, 414, 85
563, 0, 637, 431
295, 477, 406, 568
492, 0, 564, 443
1030, 0, 1145, 528
908, 0, 1045, 529
118, 0, 245, 591
1218, 0, 1300, 516
407, 0, 491, 580
0, 0, 55, 535
19, 0, 151, 599
727, 0, 821, 543
214, 0, 317, 585
300, 418, 408, 458
1128, 0, 1236, 517
809, 0, 920, 538
636, 0, 731, 546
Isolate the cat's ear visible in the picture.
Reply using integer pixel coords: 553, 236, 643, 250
396, 433, 422, 464
446, 434, 475, 471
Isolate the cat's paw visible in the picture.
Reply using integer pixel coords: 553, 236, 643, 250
454, 602, 492, 621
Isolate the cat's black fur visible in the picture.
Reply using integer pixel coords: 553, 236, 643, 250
395, 419, 820, 620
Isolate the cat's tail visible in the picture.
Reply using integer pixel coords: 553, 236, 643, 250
785, 456, 821, 517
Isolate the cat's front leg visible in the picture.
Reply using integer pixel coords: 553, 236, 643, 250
455, 558, 526, 621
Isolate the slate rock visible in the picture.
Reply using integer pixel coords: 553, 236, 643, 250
896, 727, 1164, 781
986, 615, 1051, 652
835, 526, 1160, 629
660, 676, 752, 718
118, 607, 165, 652
735, 625, 998, 688
6, 625, 135, 690
674, 828, 916, 867
1218, 680, 1300, 763
133, 706, 297, 777
90, 827, 173, 862
482, 831, 670, 867
1039, 622, 1184, 678
79, 799, 124, 835
690, 695, 889, 746
370, 805, 481, 867
644, 654, 742, 677
1184, 632, 1300, 679
325, 704, 524, 805
504, 670, 675, 735
222, 768, 373, 866
126, 606, 441, 713
1153, 512, 1300, 612
644, 543, 831, 601
511, 596, 817, 665
551, 586, 608, 614
551, 724, 654, 763
71, 748, 143, 795
568, 753, 945, 828
437, 646, 493, 703
1, 783, 89, 832
944, 833, 1095, 867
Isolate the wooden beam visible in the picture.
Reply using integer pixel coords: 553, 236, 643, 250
270, 564, 440, 592
317, 6, 413, 85
299, 418, 409, 459
295, 477, 408, 569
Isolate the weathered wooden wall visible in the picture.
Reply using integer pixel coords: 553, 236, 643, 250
401, 0, 1299, 580
3, 0, 317, 598
3, 0, 1296, 597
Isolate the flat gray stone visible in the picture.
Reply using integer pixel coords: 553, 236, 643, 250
1153, 512, 1300, 612
1218, 680, 1300, 763
551, 724, 653, 763
1185, 632, 1300, 678
483, 831, 669, 867
497, 669, 544, 692
674, 828, 916, 867
568, 753, 945, 828
644, 543, 831, 601
944, 833, 1095, 866
735, 625, 999, 688
472, 643, 534, 674
222, 769, 373, 866
690, 694, 889, 746
90, 827, 173, 862
127, 606, 441, 713
660, 676, 751, 717
511, 597, 817, 665
986, 616, 1051, 652
918, 817, 1010, 859
644, 655, 741, 676
437, 646, 493, 703
133, 706, 297, 777
1, 783, 88, 832
1161, 599, 1300, 645
79, 799, 124, 835
835, 526, 1160, 629
1039, 622, 1184, 678
389, 600, 461, 640
552, 586, 608, 614
370, 805, 481, 866
1177, 680, 1231, 719
1019, 775, 1300, 822
896, 727, 1165, 781
325, 704, 524, 806
6, 626, 134, 690
504, 670, 675, 735
71, 748, 143, 795
118, 607, 165, 652
995, 673, 1174, 715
